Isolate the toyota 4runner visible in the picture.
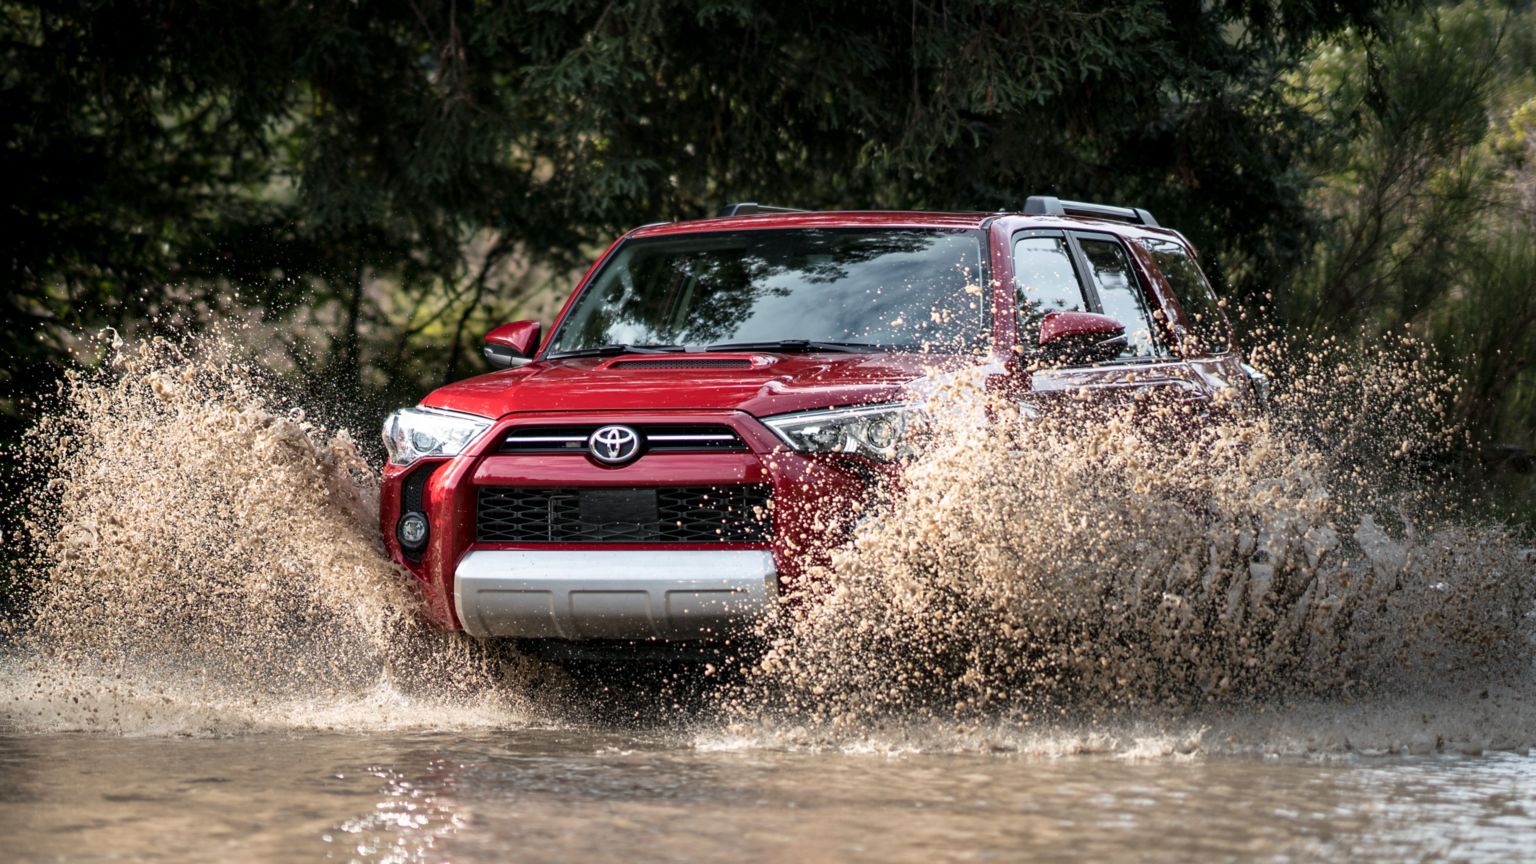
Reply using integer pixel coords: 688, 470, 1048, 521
380, 197, 1263, 643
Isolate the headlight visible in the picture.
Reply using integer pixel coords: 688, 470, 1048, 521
762, 403, 923, 462
382, 406, 493, 466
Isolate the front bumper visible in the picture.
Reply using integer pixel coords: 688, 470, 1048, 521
381, 408, 885, 640
454, 549, 776, 640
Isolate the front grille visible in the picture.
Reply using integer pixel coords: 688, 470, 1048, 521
499, 423, 747, 455
478, 485, 773, 544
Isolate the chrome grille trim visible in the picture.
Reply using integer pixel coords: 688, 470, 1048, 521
499, 423, 748, 454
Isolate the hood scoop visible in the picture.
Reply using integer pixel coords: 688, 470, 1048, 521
601, 353, 774, 371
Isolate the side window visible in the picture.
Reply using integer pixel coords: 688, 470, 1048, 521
1013, 233, 1087, 343
1139, 238, 1230, 355
1076, 237, 1161, 359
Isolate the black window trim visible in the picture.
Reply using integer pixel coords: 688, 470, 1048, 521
1011, 228, 1100, 316
1010, 228, 1171, 362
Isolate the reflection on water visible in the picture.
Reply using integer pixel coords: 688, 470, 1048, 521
2, 730, 1534, 863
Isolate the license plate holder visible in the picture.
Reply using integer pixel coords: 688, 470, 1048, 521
579, 488, 658, 530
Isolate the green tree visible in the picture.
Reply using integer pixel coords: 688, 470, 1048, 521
1289, 1, 1536, 515
3, 0, 1390, 437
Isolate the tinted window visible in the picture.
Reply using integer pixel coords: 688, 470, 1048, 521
549, 229, 985, 354
1013, 234, 1086, 342
1140, 238, 1229, 355
1078, 237, 1161, 359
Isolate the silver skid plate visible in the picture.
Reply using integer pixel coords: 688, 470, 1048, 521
454, 549, 777, 640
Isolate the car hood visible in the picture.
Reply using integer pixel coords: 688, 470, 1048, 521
420, 351, 991, 419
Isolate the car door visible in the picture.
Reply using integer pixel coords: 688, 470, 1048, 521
1009, 226, 1215, 411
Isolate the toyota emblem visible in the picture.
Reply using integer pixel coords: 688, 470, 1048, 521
587, 425, 642, 464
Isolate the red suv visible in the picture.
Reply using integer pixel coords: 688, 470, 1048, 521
380, 198, 1262, 642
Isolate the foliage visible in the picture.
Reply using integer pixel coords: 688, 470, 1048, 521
1288, 1, 1536, 517
3, 0, 1388, 436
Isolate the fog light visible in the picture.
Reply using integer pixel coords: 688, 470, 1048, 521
397, 512, 429, 550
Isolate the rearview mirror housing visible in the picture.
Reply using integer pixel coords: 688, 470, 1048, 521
1037, 311, 1127, 365
484, 321, 541, 369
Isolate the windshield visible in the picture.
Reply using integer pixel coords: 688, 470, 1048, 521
546, 228, 986, 355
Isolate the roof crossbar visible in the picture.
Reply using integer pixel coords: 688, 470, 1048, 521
716, 202, 810, 218
1023, 195, 1159, 228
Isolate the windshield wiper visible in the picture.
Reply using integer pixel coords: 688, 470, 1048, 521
546, 343, 687, 360
705, 339, 885, 354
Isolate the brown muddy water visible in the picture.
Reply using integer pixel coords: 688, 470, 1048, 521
5, 337, 1536, 861
3, 725, 1536, 862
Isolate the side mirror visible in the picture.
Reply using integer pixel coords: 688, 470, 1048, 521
1038, 311, 1127, 365
484, 321, 541, 369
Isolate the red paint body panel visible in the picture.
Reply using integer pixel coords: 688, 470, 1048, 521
420, 353, 977, 420
1037, 310, 1125, 346
484, 320, 541, 357
381, 209, 1254, 632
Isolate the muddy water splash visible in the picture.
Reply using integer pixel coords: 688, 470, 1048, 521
1, 334, 533, 734
719, 344, 1536, 752
4, 333, 1534, 756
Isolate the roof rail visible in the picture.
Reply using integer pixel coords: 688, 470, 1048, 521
1023, 195, 1159, 228
716, 202, 809, 218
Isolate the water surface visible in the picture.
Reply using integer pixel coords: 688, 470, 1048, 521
4, 730, 1535, 862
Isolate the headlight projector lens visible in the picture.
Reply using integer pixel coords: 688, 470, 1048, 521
397, 512, 429, 550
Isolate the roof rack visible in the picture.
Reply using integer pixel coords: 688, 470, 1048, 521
716, 202, 810, 218
1023, 195, 1159, 228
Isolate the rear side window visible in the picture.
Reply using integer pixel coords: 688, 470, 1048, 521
1077, 237, 1161, 359
1140, 238, 1229, 355
1013, 234, 1087, 339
